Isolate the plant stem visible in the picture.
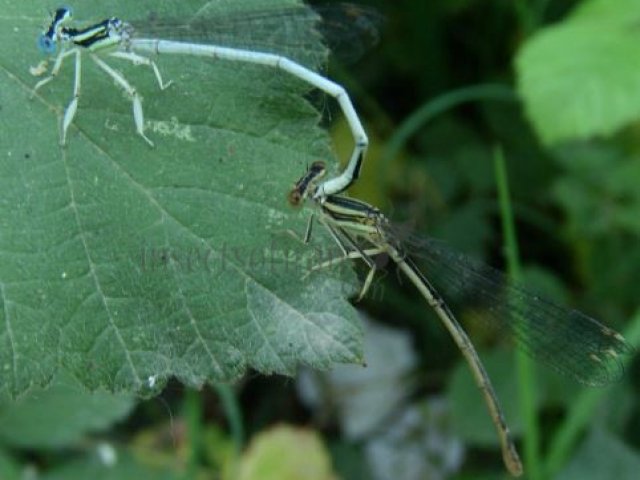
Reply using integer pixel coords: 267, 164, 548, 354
494, 145, 542, 480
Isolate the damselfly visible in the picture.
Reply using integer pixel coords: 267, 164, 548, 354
288, 161, 634, 477
33, 3, 373, 197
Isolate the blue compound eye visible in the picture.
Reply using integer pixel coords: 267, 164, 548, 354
37, 5, 73, 54
37, 33, 56, 54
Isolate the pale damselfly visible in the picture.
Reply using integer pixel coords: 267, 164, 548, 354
288, 161, 634, 477
33, 3, 374, 197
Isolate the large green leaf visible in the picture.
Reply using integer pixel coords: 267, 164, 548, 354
0, 0, 362, 397
515, 0, 640, 144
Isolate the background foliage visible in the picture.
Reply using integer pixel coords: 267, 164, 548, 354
1, 0, 640, 478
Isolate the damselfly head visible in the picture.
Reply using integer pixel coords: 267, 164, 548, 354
288, 189, 303, 207
289, 161, 328, 206
38, 6, 73, 54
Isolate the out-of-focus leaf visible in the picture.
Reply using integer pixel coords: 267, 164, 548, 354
43, 449, 181, 480
364, 400, 464, 480
297, 317, 417, 439
0, 0, 362, 397
203, 425, 238, 479
329, 441, 372, 480
551, 144, 640, 236
515, 0, 640, 144
448, 348, 522, 446
231, 425, 337, 480
0, 371, 134, 449
556, 428, 640, 480
547, 143, 640, 313
0, 448, 21, 480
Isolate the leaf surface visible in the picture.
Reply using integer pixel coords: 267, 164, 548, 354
0, 0, 362, 397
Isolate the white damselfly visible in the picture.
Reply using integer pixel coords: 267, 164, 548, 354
33, 2, 376, 197
288, 161, 634, 477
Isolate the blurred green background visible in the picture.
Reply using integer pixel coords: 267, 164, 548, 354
3, 0, 640, 479
313, 0, 640, 476
319, 0, 640, 478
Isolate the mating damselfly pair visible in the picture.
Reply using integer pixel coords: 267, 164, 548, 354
31, 3, 634, 477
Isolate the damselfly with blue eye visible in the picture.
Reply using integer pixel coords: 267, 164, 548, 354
288, 161, 634, 477
33, 2, 379, 198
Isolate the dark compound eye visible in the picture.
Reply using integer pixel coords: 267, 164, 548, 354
37, 34, 56, 54
58, 6, 73, 21
288, 189, 302, 206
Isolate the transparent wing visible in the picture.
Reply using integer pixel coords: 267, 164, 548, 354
130, 2, 382, 69
389, 225, 634, 386
315, 4, 384, 63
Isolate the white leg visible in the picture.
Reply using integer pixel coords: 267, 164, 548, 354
60, 49, 82, 146
108, 51, 173, 90
130, 40, 369, 192
306, 247, 384, 300
310, 247, 385, 271
302, 213, 315, 244
31, 47, 76, 97
90, 54, 153, 147
302, 218, 384, 300
288, 211, 381, 298
282, 213, 314, 246
357, 264, 378, 301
